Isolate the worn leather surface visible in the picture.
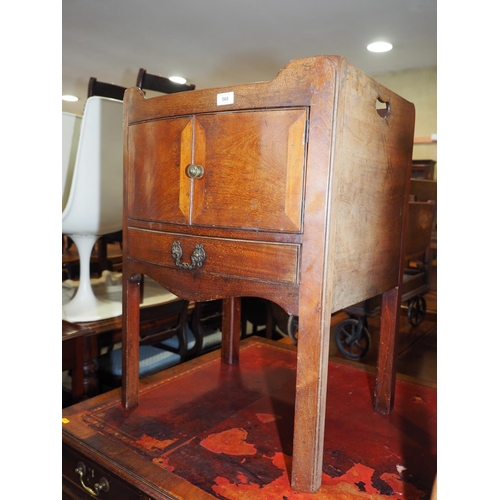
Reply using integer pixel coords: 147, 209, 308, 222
82, 341, 436, 499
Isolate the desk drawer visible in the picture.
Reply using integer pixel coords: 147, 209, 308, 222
127, 228, 300, 284
63, 443, 146, 499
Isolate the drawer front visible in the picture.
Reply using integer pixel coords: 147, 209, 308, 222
63, 443, 145, 499
127, 228, 300, 284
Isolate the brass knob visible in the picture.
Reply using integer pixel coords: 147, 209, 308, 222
93, 478, 110, 494
186, 164, 204, 179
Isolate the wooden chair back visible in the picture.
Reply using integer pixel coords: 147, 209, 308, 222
136, 68, 195, 95
88, 77, 127, 100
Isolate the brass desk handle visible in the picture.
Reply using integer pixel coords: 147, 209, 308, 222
171, 241, 206, 269
75, 461, 110, 496
186, 164, 204, 179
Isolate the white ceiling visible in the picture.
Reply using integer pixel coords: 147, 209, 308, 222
62, 0, 437, 115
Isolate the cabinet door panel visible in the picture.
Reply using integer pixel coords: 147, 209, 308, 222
192, 109, 307, 232
128, 117, 192, 224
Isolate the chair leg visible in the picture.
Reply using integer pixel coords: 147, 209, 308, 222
122, 273, 142, 410
97, 239, 108, 274
221, 297, 240, 365
374, 286, 401, 414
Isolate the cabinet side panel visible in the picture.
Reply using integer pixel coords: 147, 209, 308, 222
330, 65, 415, 312
127, 118, 192, 224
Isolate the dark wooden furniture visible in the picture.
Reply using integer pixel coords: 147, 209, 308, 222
410, 178, 437, 203
410, 179, 437, 226
136, 68, 195, 95
179, 297, 275, 360
411, 159, 436, 179
62, 337, 437, 500
87, 77, 127, 101
62, 298, 188, 402
410, 178, 437, 290
121, 55, 414, 492
62, 321, 93, 405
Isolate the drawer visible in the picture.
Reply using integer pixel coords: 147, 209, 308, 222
127, 228, 300, 284
63, 443, 145, 499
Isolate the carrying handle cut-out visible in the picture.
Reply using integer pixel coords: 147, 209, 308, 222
376, 97, 390, 118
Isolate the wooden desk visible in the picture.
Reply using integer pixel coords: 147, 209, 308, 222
62, 338, 437, 499
121, 55, 415, 492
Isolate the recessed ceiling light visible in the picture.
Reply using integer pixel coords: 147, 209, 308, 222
62, 95, 79, 102
169, 76, 187, 84
367, 42, 393, 53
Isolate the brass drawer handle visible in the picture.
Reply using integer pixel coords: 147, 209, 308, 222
75, 461, 110, 496
186, 164, 204, 179
171, 241, 206, 269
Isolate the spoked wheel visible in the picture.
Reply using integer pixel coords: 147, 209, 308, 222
335, 318, 371, 360
287, 315, 299, 343
407, 296, 427, 326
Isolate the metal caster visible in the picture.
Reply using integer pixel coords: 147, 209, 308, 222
287, 315, 299, 343
407, 295, 427, 326
335, 318, 371, 360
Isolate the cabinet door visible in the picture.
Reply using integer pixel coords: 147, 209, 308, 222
191, 108, 308, 232
127, 116, 193, 225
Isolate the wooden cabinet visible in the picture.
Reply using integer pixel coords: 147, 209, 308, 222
128, 108, 307, 232
121, 55, 415, 492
